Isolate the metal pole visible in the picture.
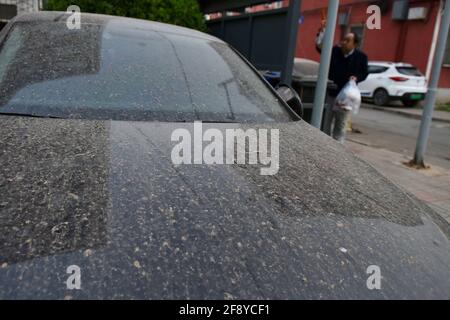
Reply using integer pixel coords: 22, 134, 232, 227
280, 0, 301, 85
426, 0, 443, 81
311, 0, 339, 128
413, 0, 450, 166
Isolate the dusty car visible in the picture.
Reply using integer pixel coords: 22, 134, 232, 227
0, 12, 449, 300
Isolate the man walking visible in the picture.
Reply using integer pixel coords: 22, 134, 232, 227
316, 30, 369, 142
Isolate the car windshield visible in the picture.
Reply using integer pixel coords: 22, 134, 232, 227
396, 66, 423, 77
0, 19, 293, 123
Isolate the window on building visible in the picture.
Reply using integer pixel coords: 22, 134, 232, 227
444, 33, 450, 67
0, 4, 18, 21
350, 25, 365, 50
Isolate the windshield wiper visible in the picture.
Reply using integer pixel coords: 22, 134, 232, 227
169, 119, 239, 124
199, 120, 239, 124
0, 112, 63, 119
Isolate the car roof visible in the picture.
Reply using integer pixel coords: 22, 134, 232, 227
369, 61, 415, 67
10, 11, 223, 43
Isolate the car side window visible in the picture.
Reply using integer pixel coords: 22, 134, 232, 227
368, 65, 389, 74
396, 67, 423, 76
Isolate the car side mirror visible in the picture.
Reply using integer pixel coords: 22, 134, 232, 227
276, 84, 303, 118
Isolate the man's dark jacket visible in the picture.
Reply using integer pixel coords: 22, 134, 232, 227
326, 46, 369, 97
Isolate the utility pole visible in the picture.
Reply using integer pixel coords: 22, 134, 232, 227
426, 0, 444, 82
413, 0, 450, 166
311, 0, 339, 128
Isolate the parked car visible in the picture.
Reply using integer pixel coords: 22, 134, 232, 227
0, 12, 449, 299
358, 61, 428, 107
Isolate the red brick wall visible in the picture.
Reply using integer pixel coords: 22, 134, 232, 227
294, 0, 450, 88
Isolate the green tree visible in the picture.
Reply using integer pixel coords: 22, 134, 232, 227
44, 0, 206, 31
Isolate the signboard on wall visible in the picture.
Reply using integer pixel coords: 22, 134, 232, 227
408, 7, 428, 20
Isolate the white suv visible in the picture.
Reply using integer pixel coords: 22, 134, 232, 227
358, 61, 427, 107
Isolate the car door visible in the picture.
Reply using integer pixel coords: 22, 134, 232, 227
358, 65, 389, 98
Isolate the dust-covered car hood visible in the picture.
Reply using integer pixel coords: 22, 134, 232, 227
0, 117, 449, 299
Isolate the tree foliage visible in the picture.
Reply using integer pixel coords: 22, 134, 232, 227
44, 0, 206, 31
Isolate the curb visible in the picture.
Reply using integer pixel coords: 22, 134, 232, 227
361, 104, 450, 124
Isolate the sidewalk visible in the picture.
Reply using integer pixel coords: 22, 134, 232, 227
361, 104, 450, 123
347, 140, 450, 223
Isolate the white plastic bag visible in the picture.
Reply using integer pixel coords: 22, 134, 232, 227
334, 80, 361, 114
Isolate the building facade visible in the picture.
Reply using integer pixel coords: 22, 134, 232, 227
206, 0, 450, 101
295, 0, 450, 101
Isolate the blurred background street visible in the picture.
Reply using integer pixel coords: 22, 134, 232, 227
348, 103, 450, 222
350, 103, 450, 170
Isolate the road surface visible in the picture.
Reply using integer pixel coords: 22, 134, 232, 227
348, 104, 450, 170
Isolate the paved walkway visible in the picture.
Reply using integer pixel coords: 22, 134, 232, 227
347, 140, 450, 223
361, 104, 450, 123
